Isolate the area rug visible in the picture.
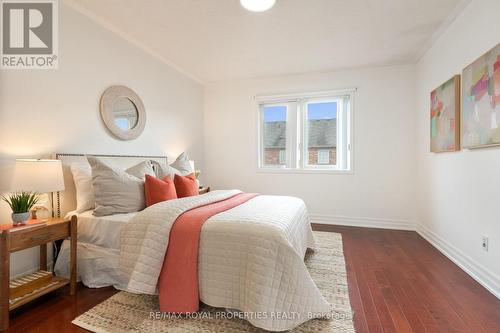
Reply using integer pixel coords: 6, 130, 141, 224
72, 231, 354, 332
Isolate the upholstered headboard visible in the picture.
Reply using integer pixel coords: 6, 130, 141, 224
54, 153, 167, 217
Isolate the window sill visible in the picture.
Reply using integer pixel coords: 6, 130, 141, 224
256, 167, 353, 175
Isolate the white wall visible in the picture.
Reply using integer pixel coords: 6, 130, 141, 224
204, 65, 417, 229
2, 0, 496, 300
0, 4, 204, 277
415, 0, 500, 297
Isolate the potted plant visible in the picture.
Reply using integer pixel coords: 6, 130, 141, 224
1, 192, 39, 225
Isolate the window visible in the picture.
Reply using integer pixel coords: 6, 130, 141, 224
317, 150, 330, 165
258, 89, 353, 172
279, 149, 286, 165
307, 101, 336, 167
261, 105, 288, 167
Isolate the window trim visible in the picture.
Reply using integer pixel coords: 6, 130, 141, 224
256, 88, 355, 174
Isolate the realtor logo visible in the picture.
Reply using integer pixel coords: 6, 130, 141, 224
1, 0, 58, 69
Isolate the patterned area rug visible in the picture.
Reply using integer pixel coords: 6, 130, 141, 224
72, 231, 354, 332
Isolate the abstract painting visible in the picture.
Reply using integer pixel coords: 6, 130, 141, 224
430, 75, 460, 152
461, 43, 500, 148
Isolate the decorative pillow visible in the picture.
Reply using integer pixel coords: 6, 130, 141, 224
70, 163, 95, 213
154, 163, 179, 179
144, 174, 177, 207
174, 173, 199, 198
154, 152, 193, 178
170, 152, 193, 174
87, 156, 148, 216
126, 160, 155, 179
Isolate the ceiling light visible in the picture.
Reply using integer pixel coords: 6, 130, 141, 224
240, 0, 276, 12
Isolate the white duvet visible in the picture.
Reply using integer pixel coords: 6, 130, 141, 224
120, 190, 330, 331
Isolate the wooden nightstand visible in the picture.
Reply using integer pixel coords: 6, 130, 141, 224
0, 216, 77, 330
199, 186, 211, 194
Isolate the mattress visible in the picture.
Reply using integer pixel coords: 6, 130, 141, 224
76, 210, 137, 250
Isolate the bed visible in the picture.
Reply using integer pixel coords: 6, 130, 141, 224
53, 154, 331, 331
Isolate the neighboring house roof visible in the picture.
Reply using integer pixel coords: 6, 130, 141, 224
264, 119, 336, 148
263, 121, 287, 148
308, 119, 337, 148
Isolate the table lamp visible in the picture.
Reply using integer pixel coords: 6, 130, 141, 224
10, 159, 65, 219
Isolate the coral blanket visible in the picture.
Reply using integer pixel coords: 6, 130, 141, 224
158, 192, 259, 313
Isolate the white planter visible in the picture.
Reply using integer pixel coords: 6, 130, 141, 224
12, 212, 30, 225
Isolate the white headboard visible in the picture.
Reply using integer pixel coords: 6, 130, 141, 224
55, 153, 167, 217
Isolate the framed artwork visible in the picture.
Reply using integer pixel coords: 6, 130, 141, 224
430, 75, 460, 152
461, 43, 500, 149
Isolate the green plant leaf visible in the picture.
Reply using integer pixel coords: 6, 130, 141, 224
1, 192, 40, 213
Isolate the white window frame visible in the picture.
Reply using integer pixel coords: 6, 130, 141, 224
302, 97, 338, 169
258, 102, 297, 169
256, 88, 355, 174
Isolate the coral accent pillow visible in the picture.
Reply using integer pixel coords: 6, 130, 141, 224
174, 173, 199, 198
145, 175, 178, 207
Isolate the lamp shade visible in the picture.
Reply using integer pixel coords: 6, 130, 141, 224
240, 0, 276, 12
11, 159, 65, 193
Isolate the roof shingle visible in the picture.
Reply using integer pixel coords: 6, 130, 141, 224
263, 119, 336, 148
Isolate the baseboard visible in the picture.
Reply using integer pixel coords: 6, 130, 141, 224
310, 214, 415, 231
416, 223, 500, 299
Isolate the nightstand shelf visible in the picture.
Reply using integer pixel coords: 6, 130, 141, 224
9, 270, 53, 300
9, 275, 70, 311
0, 216, 77, 331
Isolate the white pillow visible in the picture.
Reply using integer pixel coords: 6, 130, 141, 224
70, 163, 95, 213
125, 160, 155, 179
155, 152, 193, 178
87, 157, 154, 216
155, 163, 179, 179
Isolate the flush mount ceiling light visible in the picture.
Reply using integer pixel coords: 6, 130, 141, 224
240, 0, 276, 12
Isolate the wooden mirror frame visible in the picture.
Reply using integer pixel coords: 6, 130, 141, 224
100, 85, 146, 140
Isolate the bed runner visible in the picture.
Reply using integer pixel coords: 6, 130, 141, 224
158, 192, 259, 313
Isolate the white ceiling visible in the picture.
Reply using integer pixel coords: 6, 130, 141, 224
66, 0, 467, 83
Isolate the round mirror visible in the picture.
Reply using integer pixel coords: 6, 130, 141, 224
100, 86, 146, 140
112, 97, 138, 130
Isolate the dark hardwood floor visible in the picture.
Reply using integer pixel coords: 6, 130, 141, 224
5, 225, 500, 332
5, 285, 116, 333
313, 224, 500, 333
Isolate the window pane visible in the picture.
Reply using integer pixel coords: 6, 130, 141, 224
263, 106, 287, 166
279, 150, 286, 164
307, 102, 337, 166
317, 150, 330, 164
